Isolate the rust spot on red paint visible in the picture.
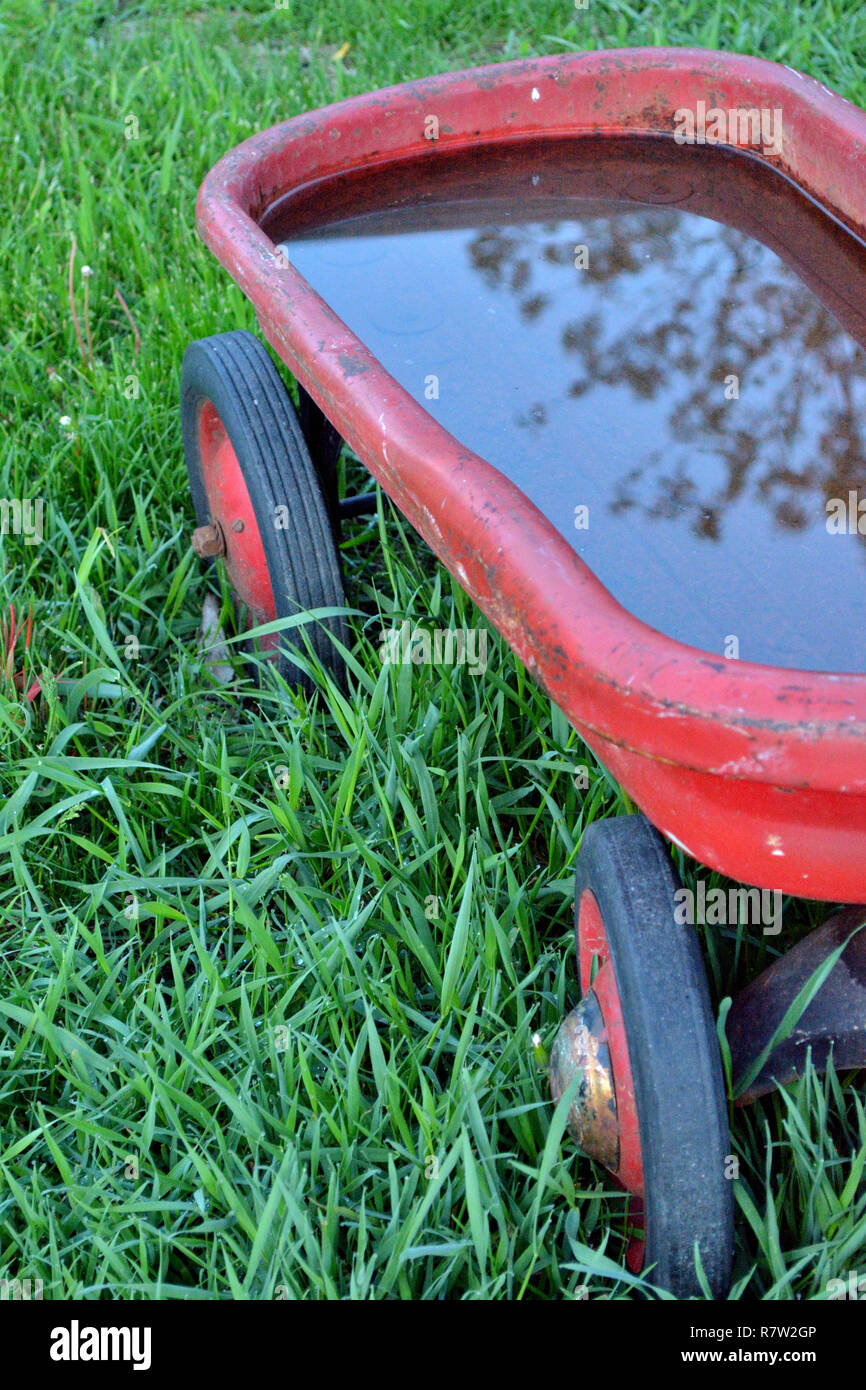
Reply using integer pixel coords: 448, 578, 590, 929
337, 351, 368, 377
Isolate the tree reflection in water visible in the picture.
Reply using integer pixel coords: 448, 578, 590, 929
465, 208, 866, 548
282, 151, 866, 669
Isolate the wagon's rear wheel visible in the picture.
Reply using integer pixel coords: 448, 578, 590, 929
549, 814, 734, 1297
181, 330, 347, 691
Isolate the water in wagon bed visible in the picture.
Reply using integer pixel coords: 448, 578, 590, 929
270, 136, 866, 672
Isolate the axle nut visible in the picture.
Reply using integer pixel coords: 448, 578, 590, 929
191, 522, 226, 558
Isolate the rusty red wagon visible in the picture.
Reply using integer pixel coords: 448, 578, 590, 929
182, 48, 866, 1297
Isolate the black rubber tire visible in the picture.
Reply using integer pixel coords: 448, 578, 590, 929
574, 813, 734, 1298
181, 330, 347, 691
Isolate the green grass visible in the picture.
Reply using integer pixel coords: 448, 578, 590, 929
1, 0, 865, 1300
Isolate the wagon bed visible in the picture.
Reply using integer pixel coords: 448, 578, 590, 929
195, 48, 866, 900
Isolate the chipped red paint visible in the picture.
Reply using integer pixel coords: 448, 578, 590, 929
196, 49, 866, 900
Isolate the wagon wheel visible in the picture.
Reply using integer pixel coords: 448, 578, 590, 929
549, 814, 734, 1298
181, 331, 347, 691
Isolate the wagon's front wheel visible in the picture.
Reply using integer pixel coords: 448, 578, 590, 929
181, 330, 347, 691
549, 814, 734, 1298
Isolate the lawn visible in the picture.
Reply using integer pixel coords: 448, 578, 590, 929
1, 0, 865, 1300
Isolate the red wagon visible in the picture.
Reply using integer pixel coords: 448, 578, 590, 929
182, 48, 866, 1297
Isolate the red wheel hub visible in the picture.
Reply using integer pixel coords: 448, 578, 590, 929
578, 889, 646, 1272
198, 401, 278, 652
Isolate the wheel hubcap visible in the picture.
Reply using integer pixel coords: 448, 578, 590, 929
549, 989, 619, 1170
